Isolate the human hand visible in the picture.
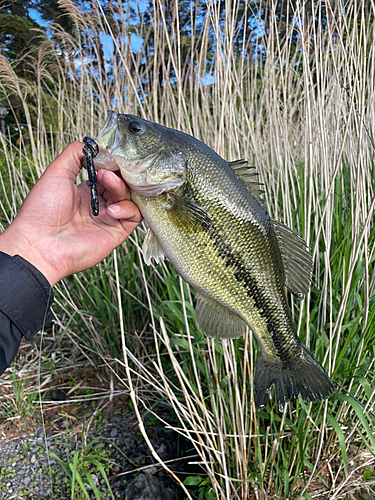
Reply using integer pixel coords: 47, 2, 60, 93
0, 142, 142, 286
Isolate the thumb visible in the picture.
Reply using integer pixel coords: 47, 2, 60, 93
43, 142, 86, 181
16, 142, 86, 221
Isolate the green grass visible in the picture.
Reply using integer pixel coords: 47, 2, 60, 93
49, 432, 115, 500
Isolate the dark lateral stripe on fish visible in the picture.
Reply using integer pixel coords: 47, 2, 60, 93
234, 268, 299, 364
207, 224, 300, 365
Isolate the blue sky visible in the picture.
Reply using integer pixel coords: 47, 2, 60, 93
28, 6, 144, 55
29, 8, 48, 27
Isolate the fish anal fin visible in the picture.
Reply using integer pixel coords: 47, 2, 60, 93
272, 219, 313, 299
195, 293, 246, 339
254, 345, 334, 408
142, 228, 165, 265
167, 194, 211, 232
228, 159, 265, 205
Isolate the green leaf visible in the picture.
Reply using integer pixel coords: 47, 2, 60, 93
206, 489, 217, 500
73, 470, 91, 500
171, 338, 190, 351
88, 458, 115, 499
82, 469, 102, 500
362, 468, 374, 481
327, 413, 348, 475
333, 394, 375, 452
302, 493, 315, 500
183, 475, 203, 486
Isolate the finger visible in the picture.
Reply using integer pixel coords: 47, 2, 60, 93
45, 142, 85, 181
107, 200, 142, 236
84, 179, 107, 197
102, 190, 112, 202
96, 180, 106, 197
107, 200, 142, 223
80, 180, 106, 201
97, 169, 130, 203
96, 170, 113, 198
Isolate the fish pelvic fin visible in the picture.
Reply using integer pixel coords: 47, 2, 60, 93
195, 294, 246, 339
142, 228, 165, 265
254, 344, 334, 408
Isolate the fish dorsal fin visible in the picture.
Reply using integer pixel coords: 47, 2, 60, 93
272, 219, 313, 299
166, 194, 212, 232
142, 227, 165, 265
228, 160, 264, 205
195, 293, 246, 339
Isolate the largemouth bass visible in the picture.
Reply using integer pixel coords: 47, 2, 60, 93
93, 111, 334, 408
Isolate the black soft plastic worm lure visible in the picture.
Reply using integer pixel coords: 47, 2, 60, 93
82, 136, 99, 216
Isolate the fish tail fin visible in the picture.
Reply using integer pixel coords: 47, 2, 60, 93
254, 345, 334, 408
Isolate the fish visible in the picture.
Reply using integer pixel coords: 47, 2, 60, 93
93, 110, 335, 408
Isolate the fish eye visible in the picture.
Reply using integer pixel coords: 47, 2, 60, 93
128, 121, 144, 134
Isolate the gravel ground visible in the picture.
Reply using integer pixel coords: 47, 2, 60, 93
0, 410, 194, 500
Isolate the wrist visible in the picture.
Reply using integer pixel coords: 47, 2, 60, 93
0, 226, 60, 287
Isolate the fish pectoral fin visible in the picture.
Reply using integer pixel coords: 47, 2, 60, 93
272, 219, 313, 299
195, 294, 246, 339
228, 159, 265, 205
142, 228, 165, 265
166, 194, 211, 232
254, 345, 334, 408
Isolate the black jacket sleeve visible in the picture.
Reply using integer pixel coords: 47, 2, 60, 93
0, 252, 54, 375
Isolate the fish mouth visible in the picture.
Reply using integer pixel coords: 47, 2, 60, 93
92, 112, 121, 172
96, 111, 161, 165
96, 110, 119, 149
94, 111, 129, 171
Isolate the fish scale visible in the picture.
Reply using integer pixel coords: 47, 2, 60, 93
93, 111, 335, 408
183, 179, 296, 356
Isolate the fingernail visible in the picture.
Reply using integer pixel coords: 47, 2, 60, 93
108, 204, 121, 214
112, 172, 122, 183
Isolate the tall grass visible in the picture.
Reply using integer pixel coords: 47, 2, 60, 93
0, 0, 374, 498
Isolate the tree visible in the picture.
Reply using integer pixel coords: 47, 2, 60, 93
0, 0, 46, 75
